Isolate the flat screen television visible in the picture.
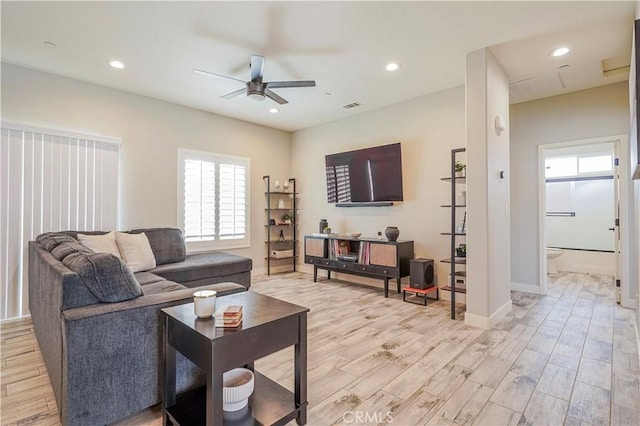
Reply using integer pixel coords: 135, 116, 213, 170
325, 143, 403, 205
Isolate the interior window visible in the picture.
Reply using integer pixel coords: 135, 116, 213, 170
545, 156, 577, 178
578, 154, 613, 174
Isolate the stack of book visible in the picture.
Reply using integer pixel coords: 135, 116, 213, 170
215, 305, 243, 328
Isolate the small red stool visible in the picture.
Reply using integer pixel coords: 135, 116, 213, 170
402, 286, 439, 306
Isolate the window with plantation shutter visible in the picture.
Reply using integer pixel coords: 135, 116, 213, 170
178, 149, 249, 251
325, 164, 351, 203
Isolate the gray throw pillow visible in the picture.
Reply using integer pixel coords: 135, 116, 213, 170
129, 228, 186, 265
51, 241, 93, 261
63, 252, 142, 303
36, 232, 77, 252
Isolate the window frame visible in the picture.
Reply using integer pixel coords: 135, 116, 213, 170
545, 151, 614, 179
177, 148, 250, 252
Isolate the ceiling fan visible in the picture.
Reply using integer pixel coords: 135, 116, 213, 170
193, 54, 316, 105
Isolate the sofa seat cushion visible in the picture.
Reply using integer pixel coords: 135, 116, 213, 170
150, 253, 252, 284
141, 280, 186, 295
134, 272, 167, 286
207, 282, 247, 296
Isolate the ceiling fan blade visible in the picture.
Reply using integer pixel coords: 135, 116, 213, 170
266, 80, 316, 89
221, 87, 247, 99
265, 89, 288, 105
250, 55, 265, 83
193, 69, 246, 84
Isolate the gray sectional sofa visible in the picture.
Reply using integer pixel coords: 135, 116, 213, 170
28, 228, 252, 426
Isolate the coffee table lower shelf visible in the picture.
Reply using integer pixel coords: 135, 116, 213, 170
165, 371, 304, 426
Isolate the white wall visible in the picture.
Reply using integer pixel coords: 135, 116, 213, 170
291, 86, 465, 286
465, 48, 512, 328
1, 63, 291, 267
510, 82, 629, 291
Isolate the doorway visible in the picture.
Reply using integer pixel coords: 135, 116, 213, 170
538, 135, 629, 306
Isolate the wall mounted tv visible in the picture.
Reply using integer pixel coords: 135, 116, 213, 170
325, 142, 404, 206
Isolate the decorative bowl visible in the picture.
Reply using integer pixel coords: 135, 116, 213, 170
223, 368, 255, 412
346, 232, 362, 238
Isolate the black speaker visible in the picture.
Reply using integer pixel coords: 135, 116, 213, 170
410, 258, 435, 289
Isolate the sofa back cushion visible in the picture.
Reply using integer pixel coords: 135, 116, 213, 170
62, 252, 142, 303
129, 228, 186, 265
36, 233, 77, 252
51, 241, 93, 261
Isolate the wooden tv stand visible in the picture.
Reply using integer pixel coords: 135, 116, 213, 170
304, 235, 414, 297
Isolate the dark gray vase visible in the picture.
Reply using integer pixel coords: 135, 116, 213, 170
385, 226, 399, 242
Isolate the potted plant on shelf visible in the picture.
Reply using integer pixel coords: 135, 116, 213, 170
282, 213, 292, 225
456, 243, 467, 258
455, 161, 466, 177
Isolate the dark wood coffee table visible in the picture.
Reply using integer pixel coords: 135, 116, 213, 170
161, 291, 309, 426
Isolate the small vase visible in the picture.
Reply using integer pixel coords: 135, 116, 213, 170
385, 226, 399, 242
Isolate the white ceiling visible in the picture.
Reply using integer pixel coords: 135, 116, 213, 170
1, 1, 635, 132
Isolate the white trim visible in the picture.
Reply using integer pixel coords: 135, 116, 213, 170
252, 267, 268, 277
634, 312, 640, 372
511, 281, 545, 295
538, 144, 548, 293
539, 135, 633, 308
465, 299, 513, 329
1, 120, 121, 145
0, 314, 31, 324
299, 264, 314, 275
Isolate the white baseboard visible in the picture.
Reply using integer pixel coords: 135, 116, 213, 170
252, 268, 267, 276
299, 264, 314, 275
635, 294, 640, 369
634, 317, 640, 374
0, 314, 31, 324
439, 288, 467, 304
465, 299, 512, 329
511, 281, 544, 295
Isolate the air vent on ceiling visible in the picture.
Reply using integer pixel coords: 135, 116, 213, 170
343, 102, 362, 110
509, 73, 564, 102
602, 55, 630, 79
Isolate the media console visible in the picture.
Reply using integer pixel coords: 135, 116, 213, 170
304, 235, 414, 297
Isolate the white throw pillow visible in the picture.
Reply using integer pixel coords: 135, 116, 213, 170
115, 232, 157, 273
78, 231, 122, 258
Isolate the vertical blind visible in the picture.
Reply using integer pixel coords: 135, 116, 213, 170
0, 123, 120, 320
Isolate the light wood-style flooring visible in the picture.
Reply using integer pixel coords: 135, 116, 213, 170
1, 272, 638, 425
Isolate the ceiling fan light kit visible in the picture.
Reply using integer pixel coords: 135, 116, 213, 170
194, 54, 316, 106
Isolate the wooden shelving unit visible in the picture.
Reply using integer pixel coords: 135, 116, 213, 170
304, 235, 413, 298
263, 176, 298, 275
440, 148, 467, 319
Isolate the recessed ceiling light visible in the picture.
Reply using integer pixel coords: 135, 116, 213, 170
269, 108, 279, 113
109, 60, 125, 69
551, 47, 570, 57
386, 63, 400, 72
43, 41, 56, 48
